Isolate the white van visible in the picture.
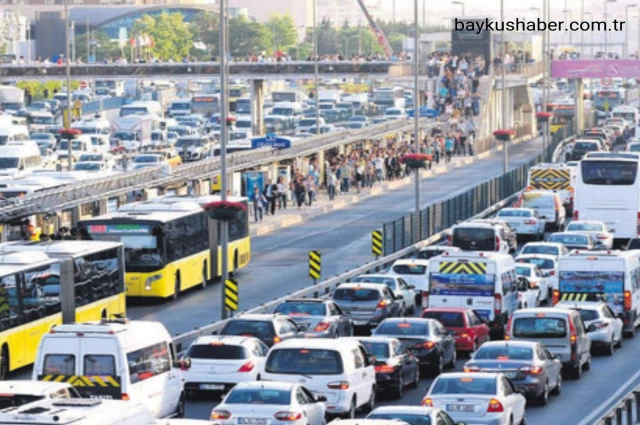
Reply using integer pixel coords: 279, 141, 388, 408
120, 101, 163, 118
33, 319, 185, 418
0, 381, 79, 407
0, 125, 30, 145
262, 338, 376, 418
427, 251, 518, 339
72, 116, 111, 135
0, 142, 42, 177
0, 398, 156, 425
385, 259, 430, 308
555, 250, 640, 337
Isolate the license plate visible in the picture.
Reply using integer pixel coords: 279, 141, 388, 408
447, 404, 474, 412
238, 419, 267, 425
200, 384, 225, 390
353, 321, 368, 325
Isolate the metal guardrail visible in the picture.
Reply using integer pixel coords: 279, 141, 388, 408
0, 117, 433, 221
382, 123, 573, 255
80, 97, 126, 115
170, 127, 575, 353
596, 391, 640, 425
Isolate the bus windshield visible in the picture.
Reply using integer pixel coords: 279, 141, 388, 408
83, 223, 163, 270
581, 160, 638, 185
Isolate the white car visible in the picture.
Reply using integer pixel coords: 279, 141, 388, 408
556, 301, 623, 355
350, 274, 417, 314
565, 220, 615, 249
262, 339, 376, 418
386, 259, 430, 308
519, 242, 569, 259
180, 336, 269, 397
496, 208, 546, 240
516, 276, 540, 309
367, 406, 456, 425
422, 372, 526, 425
627, 141, 640, 152
210, 381, 326, 425
415, 246, 461, 260
0, 380, 80, 407
514, 263, 550, 302
515, 254, 559, 290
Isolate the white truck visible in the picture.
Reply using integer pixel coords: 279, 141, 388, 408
111, 114, 158, 151
0, 86, 25, 114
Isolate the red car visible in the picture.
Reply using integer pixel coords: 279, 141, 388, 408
421, 307, 490, 354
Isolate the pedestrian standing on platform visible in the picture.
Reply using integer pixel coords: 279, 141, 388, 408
276, 176, 287, 210
327, 167, 337, 201
293, 176, 306, 209
304, 175, 316, 207
251, 187, 264, 223
262, 179, 277, 215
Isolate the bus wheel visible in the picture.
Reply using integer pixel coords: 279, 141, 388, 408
172, 275, 181, 301
201, 264, 208, 289
0, 346, 8, 381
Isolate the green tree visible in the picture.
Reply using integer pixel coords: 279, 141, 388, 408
190, 11, 219, 50
267, 13, 298, 54
228, 15, 270, 57
132, 13, 193, 61
73, 32, 122, 62
317, 18, 339, 56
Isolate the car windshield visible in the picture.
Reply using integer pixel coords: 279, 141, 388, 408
359, 341, 390, 359
567, 223, 604, 232
333, 288, 380, 301
521, 245, 559, 256
79, 155, 102, 162
351, 276, 396, 290
572, 308, 600, 321
549, 234, 589, 245
223, 320, 275, 338
521, 194, 554, 208
498, 209, 533, 217
473, 345, 534, 360
0, 158, 19, 169
421, 311, 464, 327
73, 163, 100, 171
368, 414, 431, 425
0, 395, 46, 409
575, 142, 598, 150
392, 265, 426, 275
416, 249, 448, 260
452, 227, 495, 251
627, 239, 640, 250
515, 266, 532, 277
376, 321, 429, 336
274, 302, 326, 316
188, 344, 247, 360
225, 388, 291, 405
112, 131, 135, 141
581, 160, 638, 185
512, 317, 567, 338
134, 155, 160, 163
516, 258, 554, 269
265, 348, 343, 375
30, 133, 50, 140
430, 377, 497, 395
59, 141, 84, 150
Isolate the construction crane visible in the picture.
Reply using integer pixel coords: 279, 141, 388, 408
356, 0, 394, 59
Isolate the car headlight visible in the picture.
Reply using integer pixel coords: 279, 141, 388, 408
145, 274, 162, 290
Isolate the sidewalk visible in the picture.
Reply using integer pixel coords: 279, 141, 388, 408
250, 134, 530, 237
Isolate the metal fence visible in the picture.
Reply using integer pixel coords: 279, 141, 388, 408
382, 123, 573, 255
596, 391, 640, 425
81, 96, 126, 115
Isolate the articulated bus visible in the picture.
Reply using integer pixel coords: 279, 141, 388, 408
0, 241, 125, 378
77, 195, 251, 300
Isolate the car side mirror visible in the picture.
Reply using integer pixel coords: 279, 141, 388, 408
395, 295, 404, 300
610, 228, 615, 233
541, 215, 547, 220
177, 358, 191, 369
315, 395, 327, 402
408, 285, 416, 290
587, 324, 597, 333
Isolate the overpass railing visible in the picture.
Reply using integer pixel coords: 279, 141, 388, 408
169, 124, 575, 353
80, 96, 127, 115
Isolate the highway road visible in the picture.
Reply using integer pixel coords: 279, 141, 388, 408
128, 135, 549, 334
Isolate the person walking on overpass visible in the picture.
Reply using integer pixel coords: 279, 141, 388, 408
444, 135, 454, 163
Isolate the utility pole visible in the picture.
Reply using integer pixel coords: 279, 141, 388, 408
64, 0, 73, 171
414, 0, 420, 215
219, 0, 230, 320
501, 0, 507, 172
314, 0, 320, 135
86, 17, 90, 62
542, 0, 548, 152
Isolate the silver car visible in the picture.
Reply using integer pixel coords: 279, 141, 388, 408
331, 283, 404, 328
273, 298, 352, 338
556, 301, 623, 355
463, 340, 563, 406
350, 275, 417, 314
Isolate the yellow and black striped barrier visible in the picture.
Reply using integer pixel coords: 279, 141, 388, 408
372, 230, 383, 257
225, 278, 239, 312
41, 374, 120, 388
560, 293, 589, 302
530, 169, 571, 190
439, 261, 487, 274
309, 250, 321, 281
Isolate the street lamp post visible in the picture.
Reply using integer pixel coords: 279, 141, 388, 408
313, 0, 319, 138
605, 0, 617, 57
542, 0, 548, 152
501, 0, 507, 172
626, 4, 638, 57
452, 0, 465, 16
219, 0, 230, 321
64, 0, 72, 170
413, 0, 420, 215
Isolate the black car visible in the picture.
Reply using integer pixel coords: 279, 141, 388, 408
372, 318, 456, 376
571, 141, 601, 161
355, 336, 420, 399
218, 314, 303, 347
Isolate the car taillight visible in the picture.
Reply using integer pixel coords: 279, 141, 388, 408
422, 291, 430, 309
327, 381, 350, 390
549, 270, 555, 276
237, 361, 255, 372
519, 365, 543, 375
447, 234, 452, 246
414, 341, 435, 350
375, 365, 395, 373
597, 234, 608, 240
574, 210, 579, 220
487, 398, 504, 413
274, 412, 303, 421
121, 393, 130, 401
422, 397, 433, 407
377, 300, 388, 309
494, 294, 502, 317
495, 236, 500, 251
211, 410, 232, 420
273, 336, 282, 344
314, 322, 331, 332
505, 316, 512, 340
625, 291, 632, 311
524, 220, 537, 225
569, 318, 577, 345
463, 365, 481, 372
552, 290, 560, 305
